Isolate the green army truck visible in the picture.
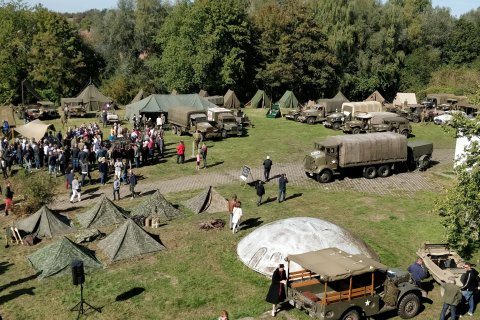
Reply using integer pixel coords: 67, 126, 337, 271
304, 132, 433, 183
168, 107, 219, 140
207, 107, 242, 138
343, 112, 412, 137
324, 101, 383, 130
287, 248, 422, 320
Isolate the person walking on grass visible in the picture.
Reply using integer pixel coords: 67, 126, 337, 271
70, 176, 81, 203
176, 141, 185, 164
231, 201, 243, 233
113, 176, 121, 201
256, 181, 265, 206
196, 153, 201, 171
460, 262, 478, 317
266, 263, 287, 317
278, 173, 288, 203
263, 155, 272, 182
129, 170, 137, 198
4, 181, 13, 216
200, 143, 208, 168
227, 195, 238, 230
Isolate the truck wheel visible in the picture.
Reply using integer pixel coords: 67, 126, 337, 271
341, 309, 361, 320
401, 130, 409, 137
176, 128, 182, 136
418, 155, 430, 171
352, 127, 361, 134
171, 125, 177, 135
397, 293, 420, 319
412, 116, 420, 123
293, 115, 299, 121
377, 165, 391, 177
332, 122, 341, 130
363, 166, 377, 179
221, 130, 228, 138
317, 170, 333, 183
306, 117, 315, 125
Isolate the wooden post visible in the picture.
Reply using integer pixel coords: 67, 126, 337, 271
371, 272, 375, 295
348, 277, 353, 301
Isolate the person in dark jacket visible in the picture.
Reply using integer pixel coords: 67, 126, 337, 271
278, 174, 288, 203
98, 158, 108, 185
460, 262, 478, 317
266, 263, 287, 317
263, 156, 272, 181
255, 181, 265, 206
407, 258, 427, 286
440, 278, 462, 320
129, 170, 137, 198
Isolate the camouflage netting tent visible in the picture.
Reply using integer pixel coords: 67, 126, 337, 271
246, 90, 271, 108
124, 94, 217, 121
98, 219, 166, 262
27, 237, 103, 279
224, 89, 241, 109
130, 190, 184, 220
76, 194, 127, 228
365, 90, 386, 104
277, 90, 299, 109
182, 186, 228, 214
76, 83, 112, 111
15, 206, 75, 238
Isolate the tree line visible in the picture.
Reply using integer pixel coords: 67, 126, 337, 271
1, 0, 480, 105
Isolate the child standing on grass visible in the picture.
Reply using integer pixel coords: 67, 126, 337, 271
196, 153, 201, 171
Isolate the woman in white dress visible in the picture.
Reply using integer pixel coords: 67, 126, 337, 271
231, 201, 243, 234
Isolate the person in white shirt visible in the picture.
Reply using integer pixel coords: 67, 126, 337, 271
231, 202, 243, 234
70, 176, 81, 203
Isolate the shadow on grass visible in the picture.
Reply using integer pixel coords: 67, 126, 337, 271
240, 217, 262, 231
83, 193, 102, 201
0, 273, 37, 292
205, 161, 224, 169
261, 197, 277, 205
0, 287, 35, 305
115, 287, 145, 302
141, 189, 157, 197
0, 261, 13, 276
285, 193, 303, 201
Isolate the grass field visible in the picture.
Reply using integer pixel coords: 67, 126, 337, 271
0, 108, 469, 320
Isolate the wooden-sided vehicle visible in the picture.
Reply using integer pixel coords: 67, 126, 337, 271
286, 248, 422, 320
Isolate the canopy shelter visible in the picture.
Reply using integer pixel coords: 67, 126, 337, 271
76, 194, 127, 228
15, 205, 75, 238
27, 237, 103, 279
393, 92, 417, 107
75, 83, 112, 111
98, 219, 166, 262
277, 90, 299, 109
365, 90, 386, 104
124, 94, 217, 121
317, 91, 350, 113
182, 186, 228, 214
224, 89, 241, 109
246, 90, 271, 108
130, 190, 184, 220
130, 89, 145, 104
0, 105, 16, 128
15, 119, 55, 142
287, 248, 387, 282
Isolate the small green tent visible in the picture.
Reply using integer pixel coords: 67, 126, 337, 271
130, 190, 184, 220
317, 91, 349, 113
76, 194, 127, 229
76, 83, 112, 111
27, 237, 103, 279
277, 90, 299, 109
246, 90, 271, 108
223, 90, 241, 109
15, 206, 75, 238
182, 186, 228, 214
98, 219, 166, 262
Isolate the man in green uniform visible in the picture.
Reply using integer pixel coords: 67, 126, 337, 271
192, 130, 202, 157
439, 278, 462, 320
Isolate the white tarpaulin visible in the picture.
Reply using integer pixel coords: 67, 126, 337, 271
15, 119, 55, 142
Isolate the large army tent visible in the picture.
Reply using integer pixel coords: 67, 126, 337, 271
393, 92, 417, 106
182, 186, 228, 214
27, 237, 103, 279
76, 83, 112, 111
130, 190, 184, 220
365, 90, 386, 104
317, 91, 349, 112
124, 94, 217, 121
15, 206, 74, 238
15, 119, 55, 142
98, 219, 166, 262
223, 90, 241, 109
76, 194, 127, 228
277, 90, 299, 109
246, 90, 271, 108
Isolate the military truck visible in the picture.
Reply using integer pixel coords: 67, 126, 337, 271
422, 94, 468, 110
168, 107, 219, 140
343, 112, 412, 137
61, 98, 86, 117
207, 107, 242, 138
296, 103, 337, 124
287, 248, 423, 320
304, 132, 432, 183
324, 101, 383, 130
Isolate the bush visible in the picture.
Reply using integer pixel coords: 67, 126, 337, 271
12, 171, 57, 216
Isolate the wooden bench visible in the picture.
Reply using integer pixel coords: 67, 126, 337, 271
302, 291, 320, 302
290, 278, 321, 288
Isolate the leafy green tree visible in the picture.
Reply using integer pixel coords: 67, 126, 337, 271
445, 17, 480, 65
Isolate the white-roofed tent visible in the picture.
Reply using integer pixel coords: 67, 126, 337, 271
14, 119, 55, 142
393, 93, 417, 107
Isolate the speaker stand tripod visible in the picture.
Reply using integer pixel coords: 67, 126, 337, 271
70, 283, 101, 319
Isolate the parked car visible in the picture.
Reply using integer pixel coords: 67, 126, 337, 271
433, 110, 468, 125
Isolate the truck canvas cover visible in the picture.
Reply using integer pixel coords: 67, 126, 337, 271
321, 132, 407, 167
287, 248, 387, 282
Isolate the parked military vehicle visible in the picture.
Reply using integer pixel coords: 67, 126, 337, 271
416, 243, 466, 286
61, 98, 86, 117
296, 103, 338, 124
343, 112, 412, 137
287, 248, 423, 320
168, 107, 219, 140
422, 94, 468, 110
304, 132, 433, 183
97, 110, 119, 124
207, 107, 242, 138
324, 101, 383, 130
23, 101, 59, 120
232, 108, 252, 127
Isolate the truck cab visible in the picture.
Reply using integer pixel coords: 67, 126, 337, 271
169, 107, 219, 140
207, 107, 242, 138
297, 104, 327, 124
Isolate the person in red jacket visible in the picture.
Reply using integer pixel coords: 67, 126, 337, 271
176, 141, 185, 164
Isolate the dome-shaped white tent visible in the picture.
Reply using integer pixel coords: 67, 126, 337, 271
237, 217, 378, 276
